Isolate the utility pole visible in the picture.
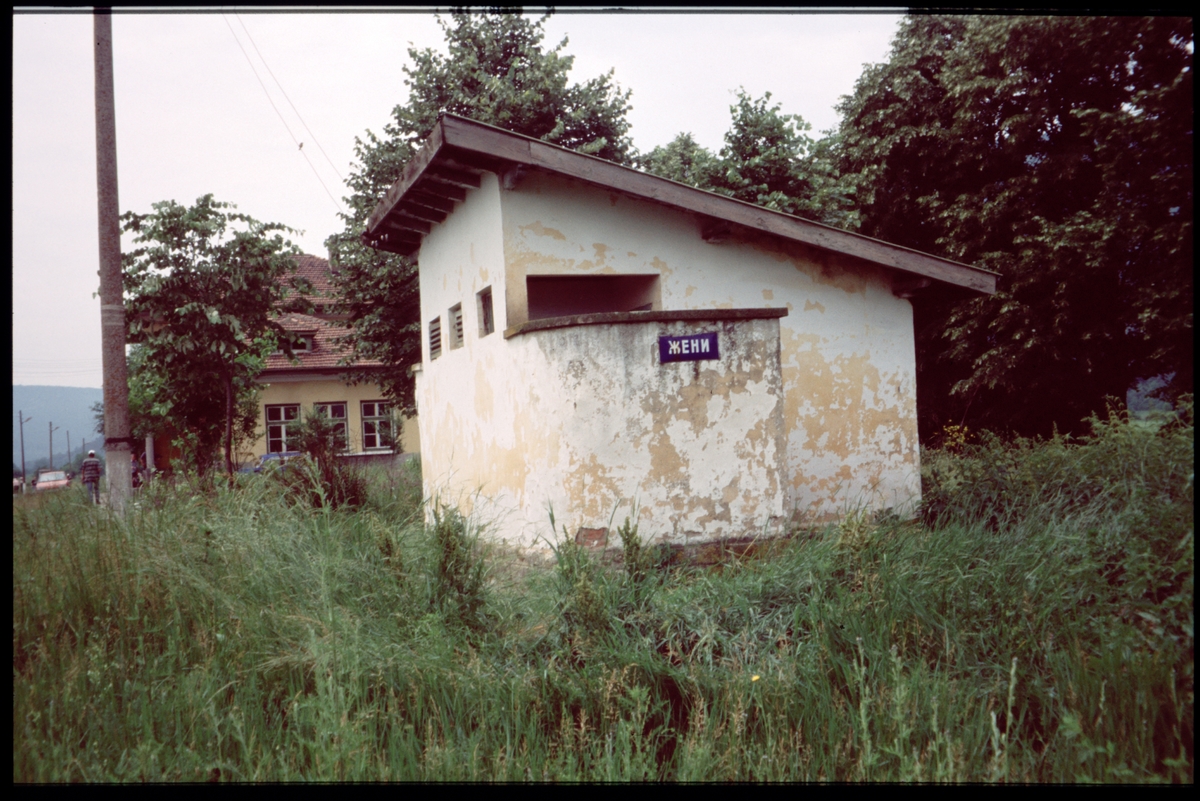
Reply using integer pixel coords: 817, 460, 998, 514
67, 430, 72, 467
49, 423, 60, 470
95, 9, 132, 511
18, 411, 31, 494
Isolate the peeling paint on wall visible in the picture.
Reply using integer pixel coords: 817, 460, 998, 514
419, 315, 787, 547
417, 168, 921, 547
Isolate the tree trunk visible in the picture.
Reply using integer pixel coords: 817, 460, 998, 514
224, 372, 234, 478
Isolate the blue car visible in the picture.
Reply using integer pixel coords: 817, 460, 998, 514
239, 452, 302, 474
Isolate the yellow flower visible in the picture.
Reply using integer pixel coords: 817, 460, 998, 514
751, 675, 760, 682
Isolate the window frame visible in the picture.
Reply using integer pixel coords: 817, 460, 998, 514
265, 404, 301, 453
360, 400, 395, 452
313, 401, 349, 453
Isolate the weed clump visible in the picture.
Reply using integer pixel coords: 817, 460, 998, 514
428, 504, 489, 631
272, 408, 370, 509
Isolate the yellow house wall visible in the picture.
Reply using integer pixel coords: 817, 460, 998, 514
241, 378, 420, 466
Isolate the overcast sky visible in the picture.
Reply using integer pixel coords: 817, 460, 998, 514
12, 8, 902, 389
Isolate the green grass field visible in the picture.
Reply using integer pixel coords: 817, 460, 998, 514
13, 402, 1193, 781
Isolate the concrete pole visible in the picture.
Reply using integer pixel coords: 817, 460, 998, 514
94, 9, 132, 511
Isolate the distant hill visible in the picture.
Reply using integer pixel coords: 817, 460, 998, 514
12, 386, 103, 469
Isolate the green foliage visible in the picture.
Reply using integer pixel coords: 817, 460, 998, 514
922, 398, 1194, 532
275, 409, 368, 509
326, 11, 635, 414
641, 90, 856, 228
121, 194, 307, 475
837, 15, 1194, 437
428, 505, 489, 632
13, 407, 1193, 781
638, 132, 719, 189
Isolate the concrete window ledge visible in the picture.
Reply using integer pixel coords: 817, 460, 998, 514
504, 307, 788, 339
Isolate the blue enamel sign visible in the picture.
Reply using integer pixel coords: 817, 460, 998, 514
659, 332, 719, 363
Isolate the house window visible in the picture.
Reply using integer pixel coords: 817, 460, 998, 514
526, 274, 660, 321
313, 402, 348, 452
477, 286, 495, 336
449, 303, 464, 349
429, 316, 442, 360
361, 401, 394, 451
273, 335, 312, 355
265, 404, 300, 453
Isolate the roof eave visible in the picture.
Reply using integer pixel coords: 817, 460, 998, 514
364, 114, 997, 295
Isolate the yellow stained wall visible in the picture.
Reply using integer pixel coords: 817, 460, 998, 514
415, 168, 921, 540
496, 171, 921, 524
235, 378, 419, 466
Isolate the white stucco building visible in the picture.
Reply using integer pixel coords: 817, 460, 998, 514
363, 115, 996, 548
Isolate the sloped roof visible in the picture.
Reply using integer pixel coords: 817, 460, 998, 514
363, 113, 997, 295
262, 314, 381, 375
277, 253, 340, 309
292, 253, 337, 299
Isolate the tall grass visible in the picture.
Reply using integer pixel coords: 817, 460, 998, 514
13, 403, 1193, 781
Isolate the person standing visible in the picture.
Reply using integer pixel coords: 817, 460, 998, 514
81, 450, 102, 504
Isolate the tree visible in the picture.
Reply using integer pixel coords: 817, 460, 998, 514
326, 11, 635, 413
638, 131, 720, 190
121, 194, 307, 476
836, 15, 1193, 438
641, 90, 856, 228
92, 344, 263, 476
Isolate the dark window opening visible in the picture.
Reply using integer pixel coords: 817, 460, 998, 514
526, 274, 660, 321
477, 286, 495, 336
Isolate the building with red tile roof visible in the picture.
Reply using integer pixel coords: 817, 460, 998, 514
233, 255, 419, 467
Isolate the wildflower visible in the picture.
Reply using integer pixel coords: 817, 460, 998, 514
751, 675, 760, 682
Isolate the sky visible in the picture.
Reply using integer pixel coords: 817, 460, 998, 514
12, 8, 903, 389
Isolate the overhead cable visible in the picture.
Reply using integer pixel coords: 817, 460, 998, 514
221, 13, 344, 214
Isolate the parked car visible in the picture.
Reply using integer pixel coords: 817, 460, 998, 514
239, 452, 303, 474
33, 470, 71, 492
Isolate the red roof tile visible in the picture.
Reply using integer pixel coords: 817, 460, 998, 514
263, 268, 380, 374
277, 253, 343, 312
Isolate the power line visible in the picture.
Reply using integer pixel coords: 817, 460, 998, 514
221, 13, 344, 215
234, 13, 345, 184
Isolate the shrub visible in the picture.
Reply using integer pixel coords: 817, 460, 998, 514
279, 409, 369, 509
921, 397, 1193, 530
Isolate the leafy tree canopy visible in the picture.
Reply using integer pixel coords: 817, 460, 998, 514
327, 11, 635, 413
641, 89, 856, 228
836, 15, 1193, 437
121, 194, 307, 475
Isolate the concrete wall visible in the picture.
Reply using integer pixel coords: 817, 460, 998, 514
417, 314, 787, 547
497, 170, 921, 523
415, 167, 922, 544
